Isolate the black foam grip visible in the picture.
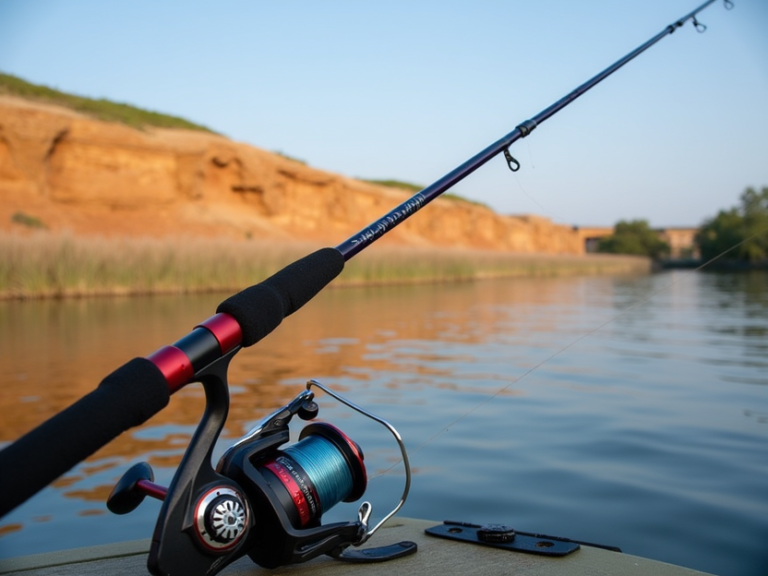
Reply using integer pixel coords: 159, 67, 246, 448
0, 358, 169, 518
216, 247, 344, 347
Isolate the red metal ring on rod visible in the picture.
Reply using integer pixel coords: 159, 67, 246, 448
197, 313, 243, 355
147, 346, 194, 393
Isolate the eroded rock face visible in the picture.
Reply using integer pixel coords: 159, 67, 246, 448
0, 96, 582, 253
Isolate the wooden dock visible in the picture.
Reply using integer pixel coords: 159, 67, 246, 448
0, 517, 712, 576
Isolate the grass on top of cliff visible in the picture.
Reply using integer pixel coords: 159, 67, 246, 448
362, 179, 491, 210
0, 232, 651, 299
0, 72, 216, 133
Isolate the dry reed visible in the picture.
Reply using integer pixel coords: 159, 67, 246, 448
0, 232, 652, 299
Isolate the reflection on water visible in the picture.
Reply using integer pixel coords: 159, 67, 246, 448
0, 271, 766, 576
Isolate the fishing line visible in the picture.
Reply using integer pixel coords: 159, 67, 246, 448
370, 223, 768, 480
689, 228, 768, 271
509, 170, 577, 229
510, 170, 551, 217
525, 139, 536, 170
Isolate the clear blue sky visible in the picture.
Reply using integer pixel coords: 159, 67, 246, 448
1, 0, 766, 228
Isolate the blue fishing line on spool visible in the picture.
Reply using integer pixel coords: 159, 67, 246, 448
283, 435, 354, 513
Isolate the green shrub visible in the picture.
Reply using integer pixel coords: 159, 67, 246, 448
11, 212, 47, 229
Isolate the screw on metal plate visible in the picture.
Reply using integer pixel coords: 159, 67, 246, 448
477, 524, 516, 544
425, 521, 583, 557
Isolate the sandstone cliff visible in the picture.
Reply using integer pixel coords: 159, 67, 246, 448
0, 96, 582, 254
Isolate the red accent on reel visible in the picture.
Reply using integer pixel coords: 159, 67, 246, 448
137, 478, 168, 501
264, 460, 314, 527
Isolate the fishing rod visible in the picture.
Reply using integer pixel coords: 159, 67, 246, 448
0, 1, 733, 575
336, 0, 733, 261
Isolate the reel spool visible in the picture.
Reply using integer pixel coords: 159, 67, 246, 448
259, 422, 367, 528
107, 370, 414, 576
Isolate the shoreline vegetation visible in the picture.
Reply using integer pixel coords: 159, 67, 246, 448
0, 232, 651, 300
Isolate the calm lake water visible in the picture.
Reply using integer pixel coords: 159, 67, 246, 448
0, 270, 766, 575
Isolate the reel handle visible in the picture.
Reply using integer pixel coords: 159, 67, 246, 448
107, 462, 168, 515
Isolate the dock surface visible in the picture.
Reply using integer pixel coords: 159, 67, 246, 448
0, 517, 713, 576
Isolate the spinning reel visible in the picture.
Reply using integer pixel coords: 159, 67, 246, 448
107, 346, 414, 576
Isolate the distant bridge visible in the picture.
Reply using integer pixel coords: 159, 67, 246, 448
572, 226, 699, 259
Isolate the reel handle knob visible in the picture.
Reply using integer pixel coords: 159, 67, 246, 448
107, 462, 168, 515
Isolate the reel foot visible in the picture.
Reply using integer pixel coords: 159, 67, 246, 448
334, 540, 418, 563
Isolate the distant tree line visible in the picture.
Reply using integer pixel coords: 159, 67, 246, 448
695, 187, 768, 264
596, 220, 669, 259
597, 186, 768, 265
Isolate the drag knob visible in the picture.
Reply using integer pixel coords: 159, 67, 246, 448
195, 487, 249, 550
207, 495, 247, 542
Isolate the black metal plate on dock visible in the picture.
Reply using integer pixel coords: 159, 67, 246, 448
425, 521, 580, 557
